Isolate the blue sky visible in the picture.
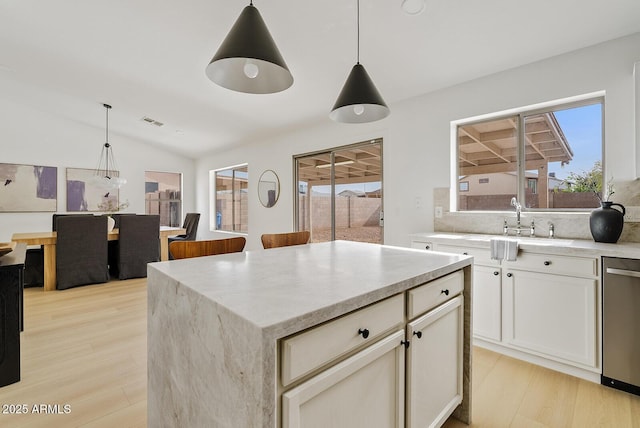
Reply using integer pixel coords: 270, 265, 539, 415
547, 103, 602, 181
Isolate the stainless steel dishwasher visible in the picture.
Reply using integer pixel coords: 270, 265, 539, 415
602, 257, 640, 396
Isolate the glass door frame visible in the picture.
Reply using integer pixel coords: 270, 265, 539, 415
293, 139, 384, 244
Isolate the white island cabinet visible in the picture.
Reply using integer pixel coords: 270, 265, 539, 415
148, 241, 472, 428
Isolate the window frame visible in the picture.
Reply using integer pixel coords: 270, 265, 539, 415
211, 163, 248, 233
451, 92, 605, 213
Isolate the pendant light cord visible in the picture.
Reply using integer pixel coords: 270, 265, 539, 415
105, 104, 109, 146
356, 0, 360, 64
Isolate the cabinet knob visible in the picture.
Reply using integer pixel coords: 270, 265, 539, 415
358, 328, 370, 339
463, 252, 469, 255
425, 245, 430, 250
506, 272, 513, 278
493, 271, 499, 276
543, 260, 551, 266
441, 289, 449, 296
413, 331, 423, 339
401, 340, 410, 349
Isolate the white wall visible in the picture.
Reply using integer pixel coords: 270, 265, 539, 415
196, 32, 640, 250
0, 98, 196, 242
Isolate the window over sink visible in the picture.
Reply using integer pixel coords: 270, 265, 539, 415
454, 94, 604, 212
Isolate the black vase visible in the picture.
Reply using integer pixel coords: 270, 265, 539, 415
589, 201, 625, 243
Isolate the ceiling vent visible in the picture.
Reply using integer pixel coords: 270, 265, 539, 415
141, 116, 164, 127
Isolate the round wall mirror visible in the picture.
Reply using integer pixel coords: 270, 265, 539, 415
258, 170, 280, 208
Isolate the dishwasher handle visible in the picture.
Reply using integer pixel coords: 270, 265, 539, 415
606, 267, 640, 278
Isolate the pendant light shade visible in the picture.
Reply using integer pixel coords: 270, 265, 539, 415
330, 0, 389, 123
205, 2, 293, 94
92, 104, 126, 190
330, 63, 389, 123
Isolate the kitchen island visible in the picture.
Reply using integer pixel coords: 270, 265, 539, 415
147, 240, 473, 427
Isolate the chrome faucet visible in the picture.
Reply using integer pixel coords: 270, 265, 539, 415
511, 197, 522, 225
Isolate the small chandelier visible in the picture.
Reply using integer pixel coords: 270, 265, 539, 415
93, 104, 126, 189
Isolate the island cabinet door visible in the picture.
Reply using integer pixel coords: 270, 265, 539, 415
281, 330, 405, 428
406, 295, 463, 428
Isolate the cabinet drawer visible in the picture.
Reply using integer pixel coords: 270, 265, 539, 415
281, 293, 404, 387
435, 244, 496, 265
407, 270, 464, 319
411, 240, 433, 251
504, 252, 598, 277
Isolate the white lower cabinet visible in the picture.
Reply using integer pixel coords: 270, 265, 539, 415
406, 296, 464, 428
503, 269, 597, 367
280, 271, 466, 428
472, 265, 502, 342
282, 330, 406, 428
411, 236, 601, 381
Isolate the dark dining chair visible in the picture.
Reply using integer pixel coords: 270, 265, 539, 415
56, 215, 109, 290
110, 215, 160, 280
168, 213, 200, 244
110, 213, 136, 229
24, 213, 92, 287
169, 237, 246, 260
261, 231, 311, 249
168, 213, 200, 259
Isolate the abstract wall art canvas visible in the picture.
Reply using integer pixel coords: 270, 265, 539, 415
0, 163, 57, 212
66, 168, 119, 212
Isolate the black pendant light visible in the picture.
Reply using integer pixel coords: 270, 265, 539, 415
205, 1, 293, 94
330, 0, 389, 123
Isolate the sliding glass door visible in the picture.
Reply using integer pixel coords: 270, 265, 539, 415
295, 139, 383, 244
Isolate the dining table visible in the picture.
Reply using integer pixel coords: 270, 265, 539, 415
11, 226, 185, 291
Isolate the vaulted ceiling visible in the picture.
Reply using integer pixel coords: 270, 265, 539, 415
1, 0, 639, 158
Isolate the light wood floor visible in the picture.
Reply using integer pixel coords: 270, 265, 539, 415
0, 280, 147, 428
444, 347, 640, 428
2, 280, 639, 427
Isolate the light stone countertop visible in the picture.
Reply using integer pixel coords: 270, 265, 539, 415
149, 240, 472, 338
410, 232, 640, 259
147, 240, 473, 427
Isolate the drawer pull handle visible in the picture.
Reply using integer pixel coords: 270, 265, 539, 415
358, 328, 370, 339
544, 260, 551, 266
441, 289, 449, 296
493, 271, 499, 276
401, 340, 410, 349
413, 331, 422, 339
506, 272, 513, 278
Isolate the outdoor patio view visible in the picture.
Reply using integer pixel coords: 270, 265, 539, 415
296, 140, 383, 244
215, 165, 248, 232
457, 100, 603, 211
145, 171, 182, 226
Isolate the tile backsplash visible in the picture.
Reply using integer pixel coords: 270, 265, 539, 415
433, 179, 640, 243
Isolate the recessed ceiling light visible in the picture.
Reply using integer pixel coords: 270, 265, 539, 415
401, 0, 425, 15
